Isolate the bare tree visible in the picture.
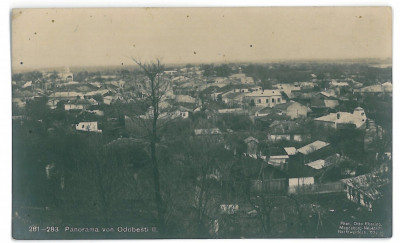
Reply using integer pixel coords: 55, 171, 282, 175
131, 58, 170, 231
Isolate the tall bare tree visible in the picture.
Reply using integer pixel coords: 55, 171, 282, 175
131, 58, 169, 231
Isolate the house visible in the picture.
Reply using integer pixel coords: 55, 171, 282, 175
382, 82, 392, 93
229, 73, 254, 84
267, 147, 289, 171
221, 92, 245, 106
298, 81, 316, 90
85, 89, 113, 98
22, 81, 32, 89
249, 160, 288, 195
341, 169, 390, 211
164, 70, 178, 76
72, 83, 99, 93
267, 120, 310, 142
330, 80, 349, 88
289, 140, 333, 172
355, 84, 384, 94
307, 154, 356, 172
267, 101, 310, 119
86, 109, 104, 116
49, 91, 85, 100
310, 91, 339, 110
220, 204, 239, 215
89, 82, 102, 89
218, 108, 244, 114
177, 110, 190, 119
287, 160, 316, 194
284, 147, 297, 156
103, 96, 113, 105
46, 99, 59, 109
104, 80, 125, 89
194, 128, 222, 136
287, 141, 331, 193
171, 106, 192, 119
75, 121, 102, 133
60, 71, 73, 82
311, 154, 361, 183
295, 140, 333, 165
306, 159, 326, 170
175, 95, 197, 104
12, 98, 26, 108
273, 83, 301, 98
329, 80, 351, 95
64, 99, 91, 111
244, 89, 286, 107
253, 106, 272, 117
314, 107, 367, 129
244, 137, 259, 155
64, 103, 85, 111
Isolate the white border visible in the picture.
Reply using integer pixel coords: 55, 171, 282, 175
2, 0, 398, 243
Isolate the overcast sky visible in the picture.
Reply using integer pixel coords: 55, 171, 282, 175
11, 7, 392, 70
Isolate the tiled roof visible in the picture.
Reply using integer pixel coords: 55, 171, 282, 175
341, 172, 390, 201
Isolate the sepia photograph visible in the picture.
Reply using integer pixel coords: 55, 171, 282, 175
11, 7, 392, 239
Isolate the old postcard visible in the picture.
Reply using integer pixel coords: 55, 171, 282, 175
11, 7, 392, 239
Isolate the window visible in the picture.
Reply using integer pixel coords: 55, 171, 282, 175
82, 125, 84, 128
266, 99, 269, 103
272, 98, 275, 103
278, 98, 281, 102
361, 112, 365, 116
258, 99, 261, 103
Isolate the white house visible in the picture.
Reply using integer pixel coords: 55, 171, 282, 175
270, 101, 310, 119
64, 104, 84, 111
75, 122, 102, 133
244, 89, 285, 107
314, 107, 367, 129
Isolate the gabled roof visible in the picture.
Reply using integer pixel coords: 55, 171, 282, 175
274, 101, 309, 111
306, 159, 326, 170
284, 147, 297, 156
324, 153, 355, 167
85, 89, 111, 96
315, 111, 366, 128
223, 92, 245, 100
297, 140, 330, 155
323, 100, 339, 108
359, 84, 384, 93
319, 91, 337, 98
341, 172, 390, 201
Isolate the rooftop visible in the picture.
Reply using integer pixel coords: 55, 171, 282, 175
284, 147, 297, 156
268, 120, 305, 134
297, 140, 330, 155
245, 89, 282, 97
306, 159, 326, 170
315, 111, 366, 128
341, 172, 390, 201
